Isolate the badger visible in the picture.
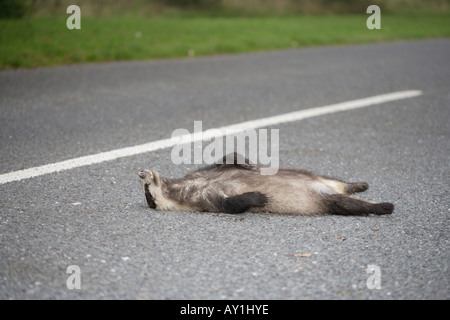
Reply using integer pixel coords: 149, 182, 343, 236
138, 153, 394, 216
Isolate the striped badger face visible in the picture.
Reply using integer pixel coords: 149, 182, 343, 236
138, 169, 161, 209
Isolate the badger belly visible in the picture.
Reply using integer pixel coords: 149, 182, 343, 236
247, 177, 332, 215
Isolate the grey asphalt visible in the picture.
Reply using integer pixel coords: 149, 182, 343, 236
0, 39, 449, 300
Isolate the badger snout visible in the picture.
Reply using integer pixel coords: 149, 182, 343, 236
138, 170, 146, 179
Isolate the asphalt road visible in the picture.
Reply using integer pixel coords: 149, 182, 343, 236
0, 39, 449, 300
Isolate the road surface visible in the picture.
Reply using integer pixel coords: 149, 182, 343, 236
0, 39, 449, 299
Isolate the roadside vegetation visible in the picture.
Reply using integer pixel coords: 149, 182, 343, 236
1, 0, 449, 69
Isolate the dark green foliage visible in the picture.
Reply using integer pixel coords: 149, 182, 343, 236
159, 0, 221, 9
0, 0, 29, 18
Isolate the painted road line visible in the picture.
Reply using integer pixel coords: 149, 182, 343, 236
0, 90, 422, 185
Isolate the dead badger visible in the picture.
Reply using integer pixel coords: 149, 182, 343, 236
138, 153, 394, 216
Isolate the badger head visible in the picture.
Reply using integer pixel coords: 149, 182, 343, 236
138, 169, 162, 209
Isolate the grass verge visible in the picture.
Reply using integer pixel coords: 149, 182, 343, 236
1, 14, 449, 69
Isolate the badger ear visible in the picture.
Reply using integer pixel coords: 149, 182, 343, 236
151, 170, 161, 186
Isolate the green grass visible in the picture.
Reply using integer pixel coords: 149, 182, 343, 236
1, 14, 449, 69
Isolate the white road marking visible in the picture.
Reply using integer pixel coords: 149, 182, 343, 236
0, 90, 422, 185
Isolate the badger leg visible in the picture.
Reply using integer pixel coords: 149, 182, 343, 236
218, 152, 258, 171
325, 194, 394, 216
344, 182, 369, 195
222, 192, 268, 214
320, 177, 369, 195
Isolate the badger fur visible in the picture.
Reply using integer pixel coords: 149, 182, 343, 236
138, 153, 394, 216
